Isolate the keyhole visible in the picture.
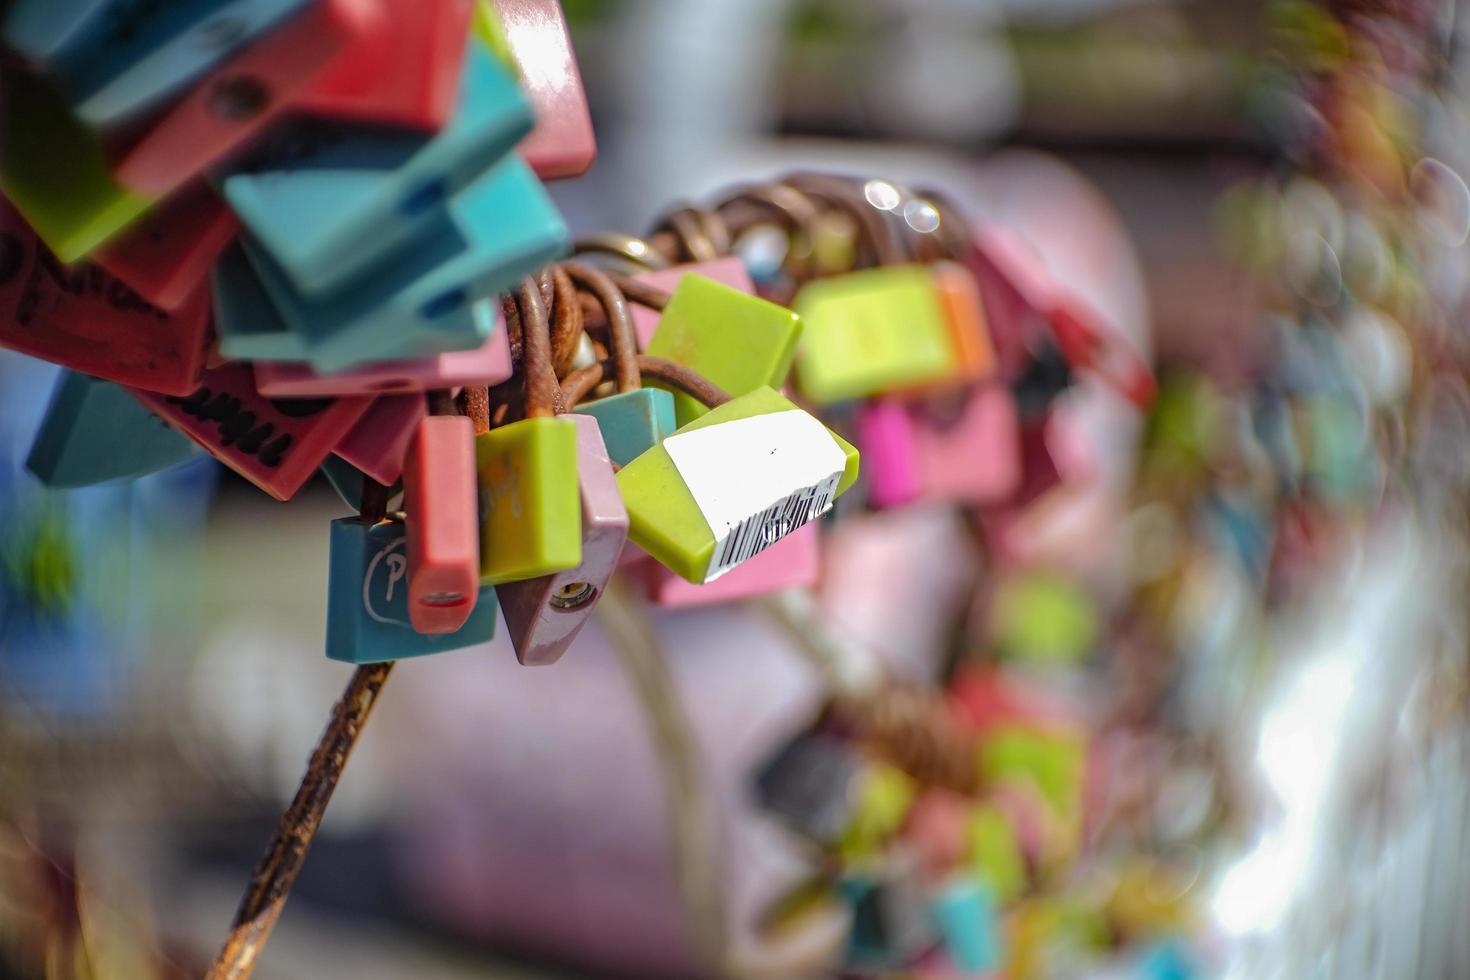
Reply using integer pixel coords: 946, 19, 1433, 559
420, 591, 467, 608
549, 582, 596, 610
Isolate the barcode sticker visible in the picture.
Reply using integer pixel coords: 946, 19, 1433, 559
663, 410, 846, 582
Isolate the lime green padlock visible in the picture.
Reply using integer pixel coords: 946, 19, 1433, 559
793, 264, 957, 405
644, 273, 803, 426
617, 385, 859, 584
477, 281, 582, 585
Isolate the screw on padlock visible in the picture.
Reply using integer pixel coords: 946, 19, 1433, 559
109, 0, 378, 197
476, 277, 583, 584
404, 391, 480, 634
0, 196, 211, 395
26, 371, 199, 488
93, 182, 240, 312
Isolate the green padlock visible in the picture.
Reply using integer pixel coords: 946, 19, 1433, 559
793, 264, 957, 405
644, 273, 803, 426
617, 385, 859, 584
477, 280, 582, 585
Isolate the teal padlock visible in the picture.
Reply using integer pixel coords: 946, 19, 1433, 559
564, 262, 676, 467
26, 371, 199, 487
212, 243, 312, 363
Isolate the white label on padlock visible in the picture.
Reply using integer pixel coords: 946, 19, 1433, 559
663, 409, 845, 582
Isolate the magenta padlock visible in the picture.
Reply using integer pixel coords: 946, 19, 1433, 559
333, 393, 426, 485
911, 385, 1022, 506
641, 523, 820, 608
404, 412, 480, 634
971, 224, 1057, 382
497, 413, 627, 665
855, 397, 922, 510
628, 256, 754, 347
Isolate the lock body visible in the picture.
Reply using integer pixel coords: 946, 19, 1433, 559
222, 43, 531, 297
212, 242, 311, 362
855, 398, 921, 509
327, 518, 498, 664
641, 522, 819, 607
931, 880, 1003, 974
492, 0, 595, 179
26, 372, 199, 487
0, 198, 210, 395
912, 385, 1021, 505
616, 386, 858, 584
296, 0, 473, 131
333, 394, 426, 485
794, 264, 956, 405
95, 182, 239, 311
925, 261, 996, 388
111, 0, 376, 197
498, 415, 627, 665
572, 387, 675, 468
405, 416, 480, 633
645, 273, 803, 426
476, 415, 582, 584
629, 256, 754, 347
130, 362, 373, 500
1, 0, 112, 63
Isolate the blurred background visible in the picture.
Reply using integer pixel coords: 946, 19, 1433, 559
3, 1, 1470, 978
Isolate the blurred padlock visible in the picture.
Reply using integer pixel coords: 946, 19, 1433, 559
0, 197, 210, 395
1, 0, 111, 64
110, 0, 379, 197
626, 255, 754, 347
755, 730, 865, 846
240, 153, 566, 372
222, 42, 531, 297
326, 516, 497, 664
129, 362, 373, 499
617, 385, 858, 584
491, 0, 596, 180
476, 280, 582, 584
497, 413, 627, 665
640, 523, 819, 607
965, 804, 1026, 902
405, 409, 480, 634
931, 878, 1004, 975
296, 0, 473, 131
26, 371, 199, 488
969, 223, 1058, 381
94, 182, 239, 311
912, 385, 1022, 506
855, 397, 922, 510
333, 394, 426, 486
211, 241, 310, 363
644, 272, 803, 426
922, 260, 996, 388
793, 264, 957, 405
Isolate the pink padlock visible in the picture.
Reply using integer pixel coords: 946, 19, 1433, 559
111, 0, 379, 196
855, 397, 922, 510
970, 224, 1057, 382
495, 0, 596, 180
498, 414, 628, 665
333, 393, 426, 485
253, 318, 514, 397
641, 524, 820, 608
92, 182, 239, 311
628, 256, 755, 347
404, 414, 480, 634
912, 386, 1021, 506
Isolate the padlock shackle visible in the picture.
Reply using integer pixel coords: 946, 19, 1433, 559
561, 355, 731, 411
779, 172, 905, 268
572, 232, 671, 271
544, 265, 583, 377
458, 385, 491, 435
516, 277, 561, 419
651, 205, 731, 264
560, 261, 643, 393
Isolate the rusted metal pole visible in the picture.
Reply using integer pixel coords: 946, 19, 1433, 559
205, 661, 394, 980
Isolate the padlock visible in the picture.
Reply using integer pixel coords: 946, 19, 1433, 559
239, 153, 567, 373
626, 255, 754, 347
0, 69, 152, 261
0, 197, 210, 395
854, 397, 922, 509
252, 307, 513, 396
491, 0, 596, 179
793, 264, 957, 405
332, 394, 426, 486
617, 385, 858, 585
979, 725, 1086, 820
930, 878, 1004, 974
924, 260, 996, 388
129, 362, 373, 500
969, 223, 1059, 381
964, 804, 1025, 902
110, 0, 378, 197
319, 455, 400, 511
563, 262, 676, 467
640, 523, 819, 607
476, 280, 582, 584
44, 0, 313, 128
404, 412, 480, 634
644, 273, 803, 426
221, 42, 531, 297
211, 242, 311, 363
911, 385, 1022, 506
326, 517, 498, 664
473, 0, 516, 69
839, 856, 933, 969
1, 0, 112, 63
25, 371, 199, 488
496, 413, 627, 665
295, 0, 473, 132
93, 182, 239, 311
754, 729, 864, 846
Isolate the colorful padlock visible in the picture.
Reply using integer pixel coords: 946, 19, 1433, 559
930, 878, 1004, 974
911, 385, 1022, 506
404, 409, 480, 634
617, 385, 859, 584
640, 523, 820, 607
26, 371, 199, 488
332, 394, 426, 486
626, 255, 754, 348
923, 260, 996, 388
295, 0, 473, 132
221, 42, 531, 297
492, 0, 596, 180
326, 517, 497, 664
0, 197, 210, 395
1, 0, 112, 63
475, 279, 582, 584
110, 0, 379, 197
855, 397, 923, 510
93, 182, 239, 312
129, 362, 373, 500
644, 272, 804, 426
211, 242, 310, 363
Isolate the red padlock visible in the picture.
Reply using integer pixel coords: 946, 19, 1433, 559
404, 410, 480, 634
333, 393, 426, 485
92, 182, 239, 311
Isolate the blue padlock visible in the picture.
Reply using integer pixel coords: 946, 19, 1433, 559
25, 371, 199, 488
326, 517, 497, 664
241, 155, 567, 373
930, 878, 1003, 974
221, 42, 531, 297
44, 0, 312, 127
212, 243, 311, 362
1, 0, 112, 63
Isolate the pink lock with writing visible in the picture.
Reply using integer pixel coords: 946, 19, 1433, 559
405, 414, 480, 634
333, 394, 426, 485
